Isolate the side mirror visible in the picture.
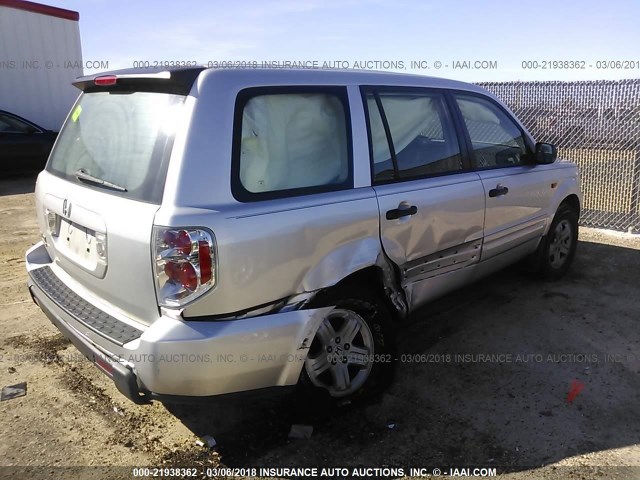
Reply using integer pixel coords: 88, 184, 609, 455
535, 142, 557, 164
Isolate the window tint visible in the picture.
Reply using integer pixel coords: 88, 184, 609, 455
454, 94, 528, 168
0, 114, 32, 133
238, 93, 349, 195
366, 92, 462, 182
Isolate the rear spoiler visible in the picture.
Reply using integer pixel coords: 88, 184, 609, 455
73, 67, 206, 95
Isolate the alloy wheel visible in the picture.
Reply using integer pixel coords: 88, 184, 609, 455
549, 219, 573, 269
304, 308, 375, 397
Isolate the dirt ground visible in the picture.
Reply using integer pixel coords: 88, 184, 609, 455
0, 175, 639, 480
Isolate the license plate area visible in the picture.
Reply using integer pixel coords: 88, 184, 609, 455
51, 217, 108, 278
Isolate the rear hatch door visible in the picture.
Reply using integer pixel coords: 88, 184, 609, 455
37, 69, 202, 326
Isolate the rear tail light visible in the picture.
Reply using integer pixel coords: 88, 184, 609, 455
153, 227, 216, 307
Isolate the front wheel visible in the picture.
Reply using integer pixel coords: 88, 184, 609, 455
531, 204, 579, 280
300, 291, 395, 402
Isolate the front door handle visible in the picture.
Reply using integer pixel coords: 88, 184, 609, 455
386, 205, 418, 220
489, 185, 509, 197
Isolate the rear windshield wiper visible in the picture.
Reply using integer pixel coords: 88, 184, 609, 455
74, 169, 128, 192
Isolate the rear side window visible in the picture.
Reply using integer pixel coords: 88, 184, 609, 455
453, 94, 529, 168
233, 88, 352, 201
47, 91, 185, 204
365, 90, 463, 182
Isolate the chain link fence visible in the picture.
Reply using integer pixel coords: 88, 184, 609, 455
478, 80, 640, 233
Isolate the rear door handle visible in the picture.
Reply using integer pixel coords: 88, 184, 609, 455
489, 185, 509, 197
386, 205, 418, 220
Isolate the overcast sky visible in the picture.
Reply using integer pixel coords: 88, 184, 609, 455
52, 0, 640, 82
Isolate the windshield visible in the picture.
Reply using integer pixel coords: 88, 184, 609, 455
47, 91, 185, 203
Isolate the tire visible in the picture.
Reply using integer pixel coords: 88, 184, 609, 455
531, 204, 579, 280
298, 287, 395, 403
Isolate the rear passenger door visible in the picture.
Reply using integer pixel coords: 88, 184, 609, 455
362, 87, 485, 308
451, 92, 554, 260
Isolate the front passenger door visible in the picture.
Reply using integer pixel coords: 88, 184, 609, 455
363, 88, 486, 310
452, 93, 554, 260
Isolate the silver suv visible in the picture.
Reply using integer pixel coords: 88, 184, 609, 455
26, 67, 581, 404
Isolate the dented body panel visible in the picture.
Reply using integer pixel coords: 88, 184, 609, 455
168, 189, 382, 318
132, 307, 332, 396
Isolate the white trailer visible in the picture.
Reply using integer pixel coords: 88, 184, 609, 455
0, 0, 82, 131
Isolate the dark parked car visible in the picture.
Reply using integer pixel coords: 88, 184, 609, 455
0, 110, 57, 174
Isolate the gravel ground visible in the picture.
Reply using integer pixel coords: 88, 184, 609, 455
0, 175, 639, 480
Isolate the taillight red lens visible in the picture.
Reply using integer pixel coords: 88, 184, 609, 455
94, 75, 117, 86
163, 229, 192, 255
164, 261, 178, 279
177, 263, 198, 291
198, 241, 212, 284
163, 261, 198, 291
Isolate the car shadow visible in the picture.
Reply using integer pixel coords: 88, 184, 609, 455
0, 174, 37, 196
162, 240, 640, 472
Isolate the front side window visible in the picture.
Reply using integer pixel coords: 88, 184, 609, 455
454, 94, 528, 168
365, 91, 463, 182
236, 90, 351, 199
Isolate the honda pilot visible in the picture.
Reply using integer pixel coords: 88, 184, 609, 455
26, 67, 581, 404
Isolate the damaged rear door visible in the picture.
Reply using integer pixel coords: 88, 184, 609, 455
362, 87, 485, 309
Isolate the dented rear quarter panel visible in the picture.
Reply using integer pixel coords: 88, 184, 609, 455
157, 189, 382, 318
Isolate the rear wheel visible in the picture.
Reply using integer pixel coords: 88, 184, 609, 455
300, 289, 395, 402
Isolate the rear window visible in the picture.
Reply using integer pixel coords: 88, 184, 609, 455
47, 91, 185, 204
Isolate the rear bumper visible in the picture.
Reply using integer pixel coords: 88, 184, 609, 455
28, 282, 148, 403
26, 242, 328, 403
